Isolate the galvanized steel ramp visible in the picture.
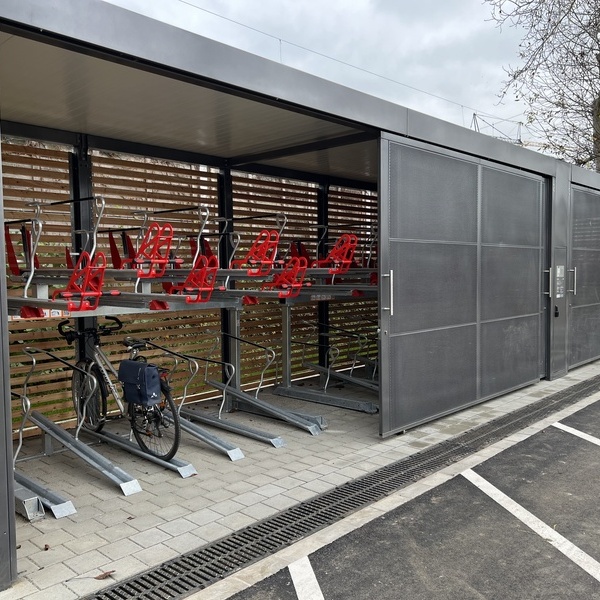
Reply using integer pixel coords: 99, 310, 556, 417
13, 471, 75, 520
209, 379, 324, 436
27, 410, 142, 495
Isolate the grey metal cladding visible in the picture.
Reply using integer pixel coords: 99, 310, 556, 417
384, 139, 545, 434
480, 316, 540, 398
389, 144, 478, 243
391, 241, 477, 334
569, 186, 600, 367
480, 167, 542, 389
572, 188, 600, 250
480, 246, 541, 321
389, 325, 477, 428
571, 249, 600, 307
481, 166, 541, 247
569, 304, 600, 366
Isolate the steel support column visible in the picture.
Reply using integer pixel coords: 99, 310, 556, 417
317, 182, 330, 369
70, 135, 96, 361
0, 126, 18, 590
218, 167, 238, 389
550, 161, 571, 379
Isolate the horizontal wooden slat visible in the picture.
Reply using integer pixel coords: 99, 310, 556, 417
4, 141, 380, 439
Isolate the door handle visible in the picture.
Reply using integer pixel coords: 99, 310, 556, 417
381, 270, 394, 316
568, 267, 577, 295
543, 268, 552, 299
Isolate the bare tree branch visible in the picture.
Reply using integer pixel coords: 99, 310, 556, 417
485, 0, 600, 169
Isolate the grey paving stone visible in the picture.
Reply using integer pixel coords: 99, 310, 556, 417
24, 562, 77, 591
96, 521, 139, 543
28, 545, 77, 570
194, 521, 235, 544
134, 543, 180, 567
186, 507, 222, 527
62, 549, 107, 576
129, 527, 172, 549
0, 577, 39, 599
97, 537, 143, 561
6, 365, 600, 598
63, 533, 106, 555
157, 517, 198, 536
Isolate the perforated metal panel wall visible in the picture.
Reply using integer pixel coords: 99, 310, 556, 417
381, 139, 545, 435
568, 187, 600, 367
391, 242, 477, 333
480, 165, 543, 397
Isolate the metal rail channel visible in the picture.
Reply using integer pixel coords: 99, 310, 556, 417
84, 374, 600, 600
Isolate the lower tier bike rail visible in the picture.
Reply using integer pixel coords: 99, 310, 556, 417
147, 331, 284, 448
127, 336, 246, 461
12, 348, 143, 519
204, 331, 325, 437
13, 470, 75, 521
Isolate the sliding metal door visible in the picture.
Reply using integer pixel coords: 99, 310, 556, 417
568, 186, 600, 367
380, 135, 547, 436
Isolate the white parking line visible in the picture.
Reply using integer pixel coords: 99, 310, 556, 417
552, 422, 600, 447
462, 469, 600, 582
289, 556, 325, 600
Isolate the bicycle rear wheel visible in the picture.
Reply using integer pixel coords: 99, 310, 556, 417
128, 379, 180, 461
72, 361, 107, 431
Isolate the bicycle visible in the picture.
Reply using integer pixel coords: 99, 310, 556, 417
58, 316, 181, 461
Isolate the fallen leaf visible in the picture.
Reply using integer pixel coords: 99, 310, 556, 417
94, 570, 116, 580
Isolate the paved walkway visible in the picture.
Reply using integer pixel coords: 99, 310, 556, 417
2, 363, 600, 599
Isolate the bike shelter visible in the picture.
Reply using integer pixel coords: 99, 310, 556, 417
2, 0, 600, 591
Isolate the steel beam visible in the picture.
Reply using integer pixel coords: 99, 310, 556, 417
0, 128, 18, 591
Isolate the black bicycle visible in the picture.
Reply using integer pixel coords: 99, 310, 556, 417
58, 316, 181, 461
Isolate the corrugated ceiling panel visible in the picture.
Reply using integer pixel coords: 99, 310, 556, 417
262, 140, 380, 183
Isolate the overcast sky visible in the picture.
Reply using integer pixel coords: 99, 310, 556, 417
102, 0, 527, 142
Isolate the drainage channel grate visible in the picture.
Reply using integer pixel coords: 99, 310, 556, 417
85, 374, 600, 600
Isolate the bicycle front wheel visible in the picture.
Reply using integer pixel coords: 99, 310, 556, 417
72, 361, 107, 432
128, 379, 181, 461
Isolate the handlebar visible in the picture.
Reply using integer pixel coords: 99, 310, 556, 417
98, 316, 123, 333
58, 316, 123, 343
122, 336, 147, 351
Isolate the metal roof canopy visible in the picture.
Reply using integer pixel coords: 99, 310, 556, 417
0, 0, 388, 184
0, 0, 568, 184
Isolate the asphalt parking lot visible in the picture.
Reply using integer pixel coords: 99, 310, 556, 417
216, 395, 600, 600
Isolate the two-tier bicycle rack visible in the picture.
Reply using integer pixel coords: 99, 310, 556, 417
6, 197, 379, 517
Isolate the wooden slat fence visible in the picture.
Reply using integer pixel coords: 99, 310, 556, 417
3, 140, 379, 439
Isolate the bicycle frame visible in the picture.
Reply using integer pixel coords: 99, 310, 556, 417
59, 317, 142, 419
89, 343, 129, 417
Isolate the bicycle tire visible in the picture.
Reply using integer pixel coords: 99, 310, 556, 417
128, 379, 181, 461
72, 361, 107, 432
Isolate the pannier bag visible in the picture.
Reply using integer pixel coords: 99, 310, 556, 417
118, 359, 162, 405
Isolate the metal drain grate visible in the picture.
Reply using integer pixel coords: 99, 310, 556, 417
85, 374, 600, 600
